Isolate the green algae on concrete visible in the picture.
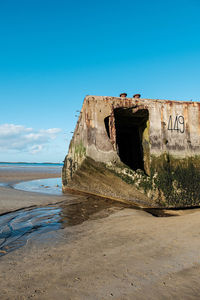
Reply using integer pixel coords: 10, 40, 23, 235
62, 95, 200, 208
63, 157, 152, 208
107, 155, 200, 208
74, 142, 86, 159
62, 142, 86, 187
150, 155, 200, 207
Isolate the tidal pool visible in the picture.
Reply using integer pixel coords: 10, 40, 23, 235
1, 177, 188, 257
0, 196, 130, 257
0, 206, 62, 256
13, 178, 62, 195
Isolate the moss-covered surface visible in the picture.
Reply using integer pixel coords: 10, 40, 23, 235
107, 154, 200, 208
62, 157, 67, 186
62, 142, 86, 187
151, 154, 200, 170
63, 157, 153, 207
63, 153, 200, 208
149, 154, 200, 207
74, 142, 86, 159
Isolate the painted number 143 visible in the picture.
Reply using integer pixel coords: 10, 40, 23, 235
168, 115, 185, 133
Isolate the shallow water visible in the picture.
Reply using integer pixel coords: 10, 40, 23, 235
14, 178, 62, 195
0, 206, 62, 256
0, 197, 130, 257
0, 162, 62, 173
1, 187, 198, 257
1, 174, 196, 257
0, 183, 9, 187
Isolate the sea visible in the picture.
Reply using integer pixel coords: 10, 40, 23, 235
0, 162, 63, 195
0, 162, 63, 173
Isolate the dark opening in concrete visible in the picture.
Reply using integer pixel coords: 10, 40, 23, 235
114, 108, 149, 172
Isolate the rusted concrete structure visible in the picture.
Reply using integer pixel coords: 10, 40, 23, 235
62, 95, 200, 208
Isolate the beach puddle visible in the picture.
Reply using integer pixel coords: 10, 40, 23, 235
1, 195, 200, 257
2, 178, 200, 257
13, 178, 62, 195
0, 206, 62, 256
0, 182, 9, 187
0, 197, 130, 257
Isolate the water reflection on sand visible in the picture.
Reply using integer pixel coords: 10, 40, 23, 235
14, 178, 62, 195
0, 196, 130, 256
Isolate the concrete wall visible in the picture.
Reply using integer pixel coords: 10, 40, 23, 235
62, 95, 200, 208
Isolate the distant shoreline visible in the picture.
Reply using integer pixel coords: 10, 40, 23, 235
0, 166, 65, 215
0, 162, 63, 165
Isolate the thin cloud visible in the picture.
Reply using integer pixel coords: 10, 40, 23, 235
0, 124, 61, 154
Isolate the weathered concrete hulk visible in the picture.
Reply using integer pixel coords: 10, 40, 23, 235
62, 95, 200, 208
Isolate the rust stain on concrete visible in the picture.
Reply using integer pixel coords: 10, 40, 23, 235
62, 95, 200, 208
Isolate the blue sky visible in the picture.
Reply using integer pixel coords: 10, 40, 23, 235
0, 0, 200, 162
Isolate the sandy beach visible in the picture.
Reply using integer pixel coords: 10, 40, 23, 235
1, 169, 200, 299
0, 166, 67, 215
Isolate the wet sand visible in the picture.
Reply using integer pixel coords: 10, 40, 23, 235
0, 169, 67, 215
1, 170, 200, 299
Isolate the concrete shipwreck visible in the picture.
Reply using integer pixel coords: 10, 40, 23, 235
62, 94, 200, 208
